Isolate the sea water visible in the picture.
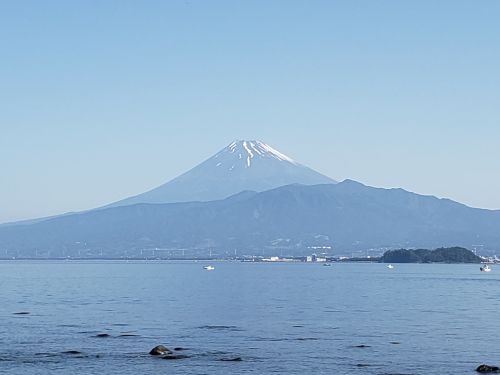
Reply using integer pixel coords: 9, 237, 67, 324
0, 261, 498, 374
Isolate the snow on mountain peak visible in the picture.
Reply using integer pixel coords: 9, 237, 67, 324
221, 140, 298, 168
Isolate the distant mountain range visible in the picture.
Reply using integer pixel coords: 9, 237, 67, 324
1, 179, 500, 258
1, 139, 499, 258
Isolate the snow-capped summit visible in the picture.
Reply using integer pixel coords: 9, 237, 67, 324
223, 140, 298, 168
107, 140, 337, 207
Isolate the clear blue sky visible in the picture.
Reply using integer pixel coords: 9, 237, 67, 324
1, 0, 499, 223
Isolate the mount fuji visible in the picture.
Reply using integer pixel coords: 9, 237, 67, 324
5, 138, 500, 258
108, 140, 336, 207
2, 137, 500, 257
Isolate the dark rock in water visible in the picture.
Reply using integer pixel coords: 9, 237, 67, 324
174, 347, 188, 351
13, 312, 30, 315
34, 352, 58, 357
220, 357, 242, 362
62, 350, 82, 355
161, 354, 189, 360
95, 333, 111, 338
197, 325, 241, 331
354, 344, 371, 348
476, 364, 500, 373
149, 345, 172, 356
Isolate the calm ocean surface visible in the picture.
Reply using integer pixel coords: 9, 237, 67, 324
0, 261, 498, 374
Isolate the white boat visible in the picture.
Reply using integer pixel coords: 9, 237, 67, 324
480, 264, 491, 272
203, 265, 215, 271
387, 264, 394, 269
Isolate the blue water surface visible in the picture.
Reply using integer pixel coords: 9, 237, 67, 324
0, 261, 498, 374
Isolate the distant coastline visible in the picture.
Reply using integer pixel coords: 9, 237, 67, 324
380, 247, 482, 264
0, 247, 492, 264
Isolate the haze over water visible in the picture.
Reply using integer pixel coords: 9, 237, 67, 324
1, 261, 497, 374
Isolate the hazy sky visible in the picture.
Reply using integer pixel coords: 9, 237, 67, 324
1, 0, 499, 223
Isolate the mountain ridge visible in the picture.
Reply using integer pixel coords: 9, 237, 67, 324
2, 180, 499, 257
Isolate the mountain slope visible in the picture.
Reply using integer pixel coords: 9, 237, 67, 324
2, 180, 500, 257
108, 140, 336, 207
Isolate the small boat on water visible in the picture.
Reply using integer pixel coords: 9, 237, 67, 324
480, 264, 492, 272
387, 264, 394, 269
323, 263, 332, 267
203, 265, 215, 271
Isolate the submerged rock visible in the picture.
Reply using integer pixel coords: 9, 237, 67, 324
220, 357, 242, 362
95, 333, 111, 338
174, 347, 188, 351
476, 364, 500, 373
149, 345, 172, 356
62, 350, 82, 355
